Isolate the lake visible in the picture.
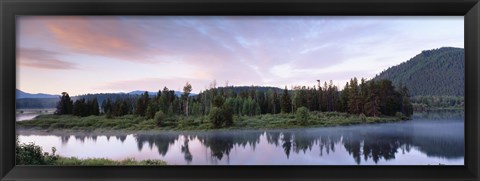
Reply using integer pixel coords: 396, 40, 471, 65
16, 110, 464, 165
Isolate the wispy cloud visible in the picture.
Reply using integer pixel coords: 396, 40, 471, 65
40, 17, 164, 63
17, 48, 77, 70
16, 16, 464, 95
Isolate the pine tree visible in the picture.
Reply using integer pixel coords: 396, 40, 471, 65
348, 78, 360, 114
55, 92, 73, 115
359, 78, 368, 114
281, 86, 292, 113
340, 82, 350, 112
365, 81, 380, 117
91, 98, 100, 116
135, 91, 150, 117
400, 86, 414, 117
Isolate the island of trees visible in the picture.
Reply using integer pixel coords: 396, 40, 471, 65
18, 78, 413, 131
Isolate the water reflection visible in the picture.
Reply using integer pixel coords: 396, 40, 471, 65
181, 138, 192, 164
17, 111, 464, 165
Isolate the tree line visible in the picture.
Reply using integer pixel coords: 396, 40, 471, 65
410, 95, 464, 111
55, 78, 413, 128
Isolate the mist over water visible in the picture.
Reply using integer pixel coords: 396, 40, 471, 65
16, 109, 55, 121
17, 110, 464, 165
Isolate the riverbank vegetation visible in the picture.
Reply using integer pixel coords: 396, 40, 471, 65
411, 96, 464, 111
21, 77, 413, 130
18, 112, 404, 131
16, 136, 166, 165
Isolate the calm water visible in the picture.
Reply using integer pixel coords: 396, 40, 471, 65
16, 109, 55, 121
17, 111, 464, 165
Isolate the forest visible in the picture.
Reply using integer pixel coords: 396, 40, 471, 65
374, 47, 464, 97
50, 77, 413, 129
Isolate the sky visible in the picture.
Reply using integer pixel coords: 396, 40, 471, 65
16, 16, 464, 96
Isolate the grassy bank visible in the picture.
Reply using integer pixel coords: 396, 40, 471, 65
54, 157, 167, 166
17, 111, 407, 132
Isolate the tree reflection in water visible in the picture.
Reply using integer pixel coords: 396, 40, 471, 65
134, 133, 179, 156
181, 136, 192, 164
18, 111, 464, 164
281, 132, 292, 159
129, 117, 462, 164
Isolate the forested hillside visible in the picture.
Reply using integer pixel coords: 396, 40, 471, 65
16, 98, 59, 109
374, 47, 464, 96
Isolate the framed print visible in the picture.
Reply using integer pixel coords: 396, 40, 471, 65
1, 0, 479, 180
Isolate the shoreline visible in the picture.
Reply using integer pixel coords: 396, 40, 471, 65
16, 112, 407, 133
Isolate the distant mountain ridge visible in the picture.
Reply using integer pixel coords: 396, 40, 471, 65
217, 86, 284, 94
374, 47, 464, 97
16, 89, 58, 99
16, 89, 197, 109
16, 89, 196, 100
126, 90, 197, 97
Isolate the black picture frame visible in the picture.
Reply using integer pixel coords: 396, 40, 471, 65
1, 0, 479, 180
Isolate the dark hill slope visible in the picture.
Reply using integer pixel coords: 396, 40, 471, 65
374, 47, 464, 96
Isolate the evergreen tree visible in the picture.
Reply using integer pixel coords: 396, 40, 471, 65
135, 92, 150, 117
340, 82, 350, 112
223, 103, 233, 127
145, 101, 158, 119
281, 86, 292, 113
364, 81, 380, 117
400, 86, 414, 117
104, 98, 113, 118
359, 78, 367, 114
55, 92, 73, 115
213, 95, 225, 108
91, 98, 100, 116
72, 98, 86, 117
348, 78, 360, 114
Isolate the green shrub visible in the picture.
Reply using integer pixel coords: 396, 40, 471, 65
359, 113, 367, 123
296, 107, 309, 126
154, 110, 164, 127
16, 136, 58, 165
178, 117, 191, 128
209, 107, 224, 128
395, 112, 407, 120
106, 110, 113, 119
16, 142, 47, 165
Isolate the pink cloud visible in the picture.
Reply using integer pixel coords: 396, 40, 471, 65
17, 48, 77, 70
41, 17, 163, 63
